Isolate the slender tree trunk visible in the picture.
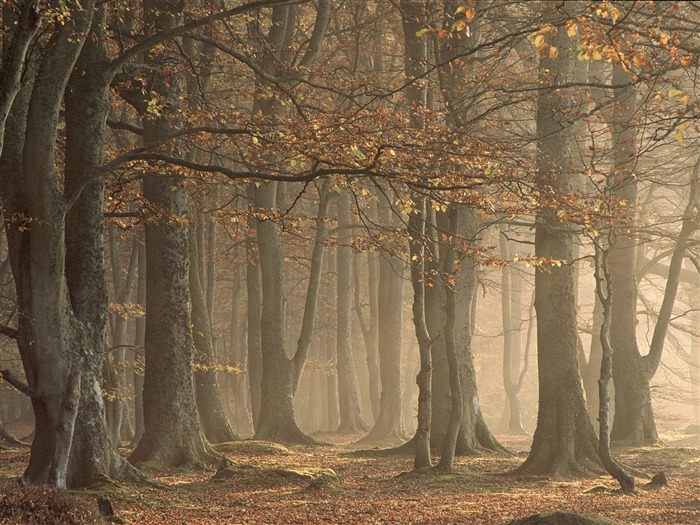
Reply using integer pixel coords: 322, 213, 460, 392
246, 185, 263, 430
594, 245, 634, 493
132, 241, 146, 446
105, 231, 138, 448
323, 253, 340, 432
336, 191, 369, 434
354, 250, 381, 422
691, 282, 700, 431
498, 228, 526, 434
229, 266, 254, 434
608, 63, 656, 444
437, 207, 462, 472
189, 226, 237, 444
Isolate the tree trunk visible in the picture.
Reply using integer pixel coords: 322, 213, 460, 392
608, 63, 656, 445
129, 0, 214, 468
189, 226, 237, 444
104, 230, 138, 448
0, 0, 41, 157
245, 185, 263, 430
229, 266, 254, 435
436, 207, 462, 472
130, 172, 215, 467
253, 182, 312, 443
323, 255, 340, 432
593, 245, 634, 493
132, 241, 146, 446
498, 227, 526, 434
336, 191, 369, 435
354, 249, 381, 422
1, 3, 147, 487
515, 4, 600, 475
420, 0, 504, 457
248, 2, 329, 443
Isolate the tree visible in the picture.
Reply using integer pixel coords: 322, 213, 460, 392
0, 0, 147, 487
336, 190, 369, 434
515, 2, 600, 476
0, 0, 42, 158
189, 223, 237, 444
593, 239, 635, 493
249, 1, 331, 443
129, 0, 216, 468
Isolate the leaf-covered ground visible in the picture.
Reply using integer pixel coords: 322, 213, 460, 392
1, 431, 699, 524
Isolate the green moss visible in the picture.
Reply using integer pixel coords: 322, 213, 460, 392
212, 464, 338, 486
213, 440, 292, 456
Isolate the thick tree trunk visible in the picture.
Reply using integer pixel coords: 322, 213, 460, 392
130, 2, 214, 466
515, 6, 599, 475
248, 2, 329, 443
130, 173, 215, 467
1, 2, 147, 487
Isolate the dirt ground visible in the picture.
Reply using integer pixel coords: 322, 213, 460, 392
1, 429, 699, 525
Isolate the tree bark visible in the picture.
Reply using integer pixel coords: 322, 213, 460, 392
189, 225, 237, 444
129, 0, 215, 468
498, 227, 526, 434
593, 244, 634, 493
336, 191, 370, 434
515, 3, 600, 476
245, 185, 263, 430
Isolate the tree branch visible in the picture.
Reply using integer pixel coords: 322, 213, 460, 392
109, 0, 309, 71
0, 325, 18, 339
0, 369, 43, 399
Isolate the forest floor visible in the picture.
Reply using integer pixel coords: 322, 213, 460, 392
1, 428, 699, 524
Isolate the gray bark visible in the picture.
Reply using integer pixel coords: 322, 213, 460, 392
189, 225, 237, 444
593, 245, 634, 493
515, 4, 600, 475
498, 228, 526, 434
360, 205, 406, 441
245, 185, 263, 430
0, 0, 41, 158
336, 191, 369, 434
129, 0, 215, 468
